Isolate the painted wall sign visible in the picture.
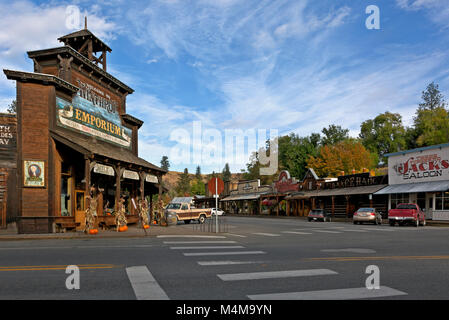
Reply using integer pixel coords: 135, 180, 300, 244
123, 170, 139, 180
56, 96, 132, 149
275, 170, 299, 193
237, 180, 260, 194
389, 147, 449, 185
93, 163, 115, 177
323, 172, 386, 189
24, 160, 45, 187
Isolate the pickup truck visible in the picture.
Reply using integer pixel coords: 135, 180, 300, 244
388, 203, 426, 227
165, 202, 212, 224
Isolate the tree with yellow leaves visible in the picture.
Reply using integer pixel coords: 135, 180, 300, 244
307, 139, 375, 177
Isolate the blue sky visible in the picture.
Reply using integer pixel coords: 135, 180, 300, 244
1, 0, 449, 174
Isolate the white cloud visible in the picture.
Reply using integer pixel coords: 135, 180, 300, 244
396, 0, 449, 28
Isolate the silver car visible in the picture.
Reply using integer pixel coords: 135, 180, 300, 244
353, 208, 382, 225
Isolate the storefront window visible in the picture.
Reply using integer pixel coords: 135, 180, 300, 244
391, 193, 408, 209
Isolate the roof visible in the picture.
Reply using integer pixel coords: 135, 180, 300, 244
58, 29, 112, 52
286, 184, 388, 199
3, 69, 79, 95
50, 129, 166, 174
171, 197, 193, 203
374, 181, 449, 195
385, 143, 449, 158
27, 46, 134, 94
220, 193, 262, 201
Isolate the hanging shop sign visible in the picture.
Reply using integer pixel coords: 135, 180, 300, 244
56, 95, 132, 149
123, 170, 139, 180
275, 170, 299, 193
389, 146, 449, 185
93, 163, 115, 177
23, 160, 45, 187
145, 174, 158, 183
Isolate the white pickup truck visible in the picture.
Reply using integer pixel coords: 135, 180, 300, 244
165, 202, 212, 224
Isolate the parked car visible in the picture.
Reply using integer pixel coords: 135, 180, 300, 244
165, 202, 212, 224
211, 208, 225, 216
308, 209, 332, 222
353, 207, 382, 225
388, 203, 426, 227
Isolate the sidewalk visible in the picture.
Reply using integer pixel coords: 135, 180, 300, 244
0, 224, 221, 241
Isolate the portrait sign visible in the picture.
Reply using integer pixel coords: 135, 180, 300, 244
24, 160, 45, 187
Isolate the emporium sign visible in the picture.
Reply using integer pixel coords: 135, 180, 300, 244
389, 147, 449, 185
56, 95, 132, 149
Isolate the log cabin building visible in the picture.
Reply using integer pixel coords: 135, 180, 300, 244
3, 26, 166, 233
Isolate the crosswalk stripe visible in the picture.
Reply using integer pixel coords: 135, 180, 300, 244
170, 246, 244, 250
312, 230, 342, 234
252, 233, 281, 237
361, 228, 395, 232
218, 269, 337, 281
226, 233, 247, 238
198, 261, 262, 266
184, 251, 266, 256
248, 286, 407, 300
281, 231, 313, 235
125, 266, 169, 300
163, 241, 237, 244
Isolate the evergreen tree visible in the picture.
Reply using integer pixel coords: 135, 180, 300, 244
7, 100, 16, 114
222, 163, 231, 182
160, 156, 170, 171
176, 168, 191, 196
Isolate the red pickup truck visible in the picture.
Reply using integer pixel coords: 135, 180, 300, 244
388, 203, 426, 227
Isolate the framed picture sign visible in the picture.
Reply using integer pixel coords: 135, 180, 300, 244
24, 160, 45, 187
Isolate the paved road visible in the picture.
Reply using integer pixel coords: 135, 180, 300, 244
0, 216, 448, 300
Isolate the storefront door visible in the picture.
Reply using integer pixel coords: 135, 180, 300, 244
425, 193, 434, 220
75, 190, 85, 231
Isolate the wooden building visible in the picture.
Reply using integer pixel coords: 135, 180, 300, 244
3, 26, 166, 233
0, 113, 17, 229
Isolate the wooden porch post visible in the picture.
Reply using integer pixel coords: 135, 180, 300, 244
345, 195, 350, 221
332, 196, 335, 218
114, 164, 121, 212
276, 196, 279, 216
286, 199, 290, 216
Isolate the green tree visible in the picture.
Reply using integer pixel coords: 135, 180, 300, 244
175, 168, 191, 196
321, 125, 348, 146
195, 165, 202, 180
191, 179, 206, 195
222, 163, 231, 182
359, 112, 406, 164
413, 82, 449, 146
7, 100, 16, 114
160, 156, 170, 171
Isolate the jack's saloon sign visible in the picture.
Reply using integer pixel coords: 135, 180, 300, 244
389, 147, 449, 185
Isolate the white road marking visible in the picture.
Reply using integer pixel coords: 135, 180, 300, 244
340, 229, 368, 233
252, 233, 281, 237
218, 269, 337, 281
170, 246, 244, 250
248, 286, 407, 300
361, 228, 395, 232
184, 251, 266, 256
157, 235, 226, 238
281, 231, 313, 235
163, 241, 237, 244
312, 230, 342, 234
125, 266, 169, 300
225, 233, 247, 238
198, 261, 263, 266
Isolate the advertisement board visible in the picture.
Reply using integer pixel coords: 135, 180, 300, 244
388, 146, 449, 185
56, 95, 132, 149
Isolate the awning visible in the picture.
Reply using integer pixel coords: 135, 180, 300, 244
50, 129, 166, 173
221, 194, 261, 201
374, 181, 449, 195
286, 185, 388, 199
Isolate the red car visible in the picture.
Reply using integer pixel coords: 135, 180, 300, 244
388, 203, 426, 227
